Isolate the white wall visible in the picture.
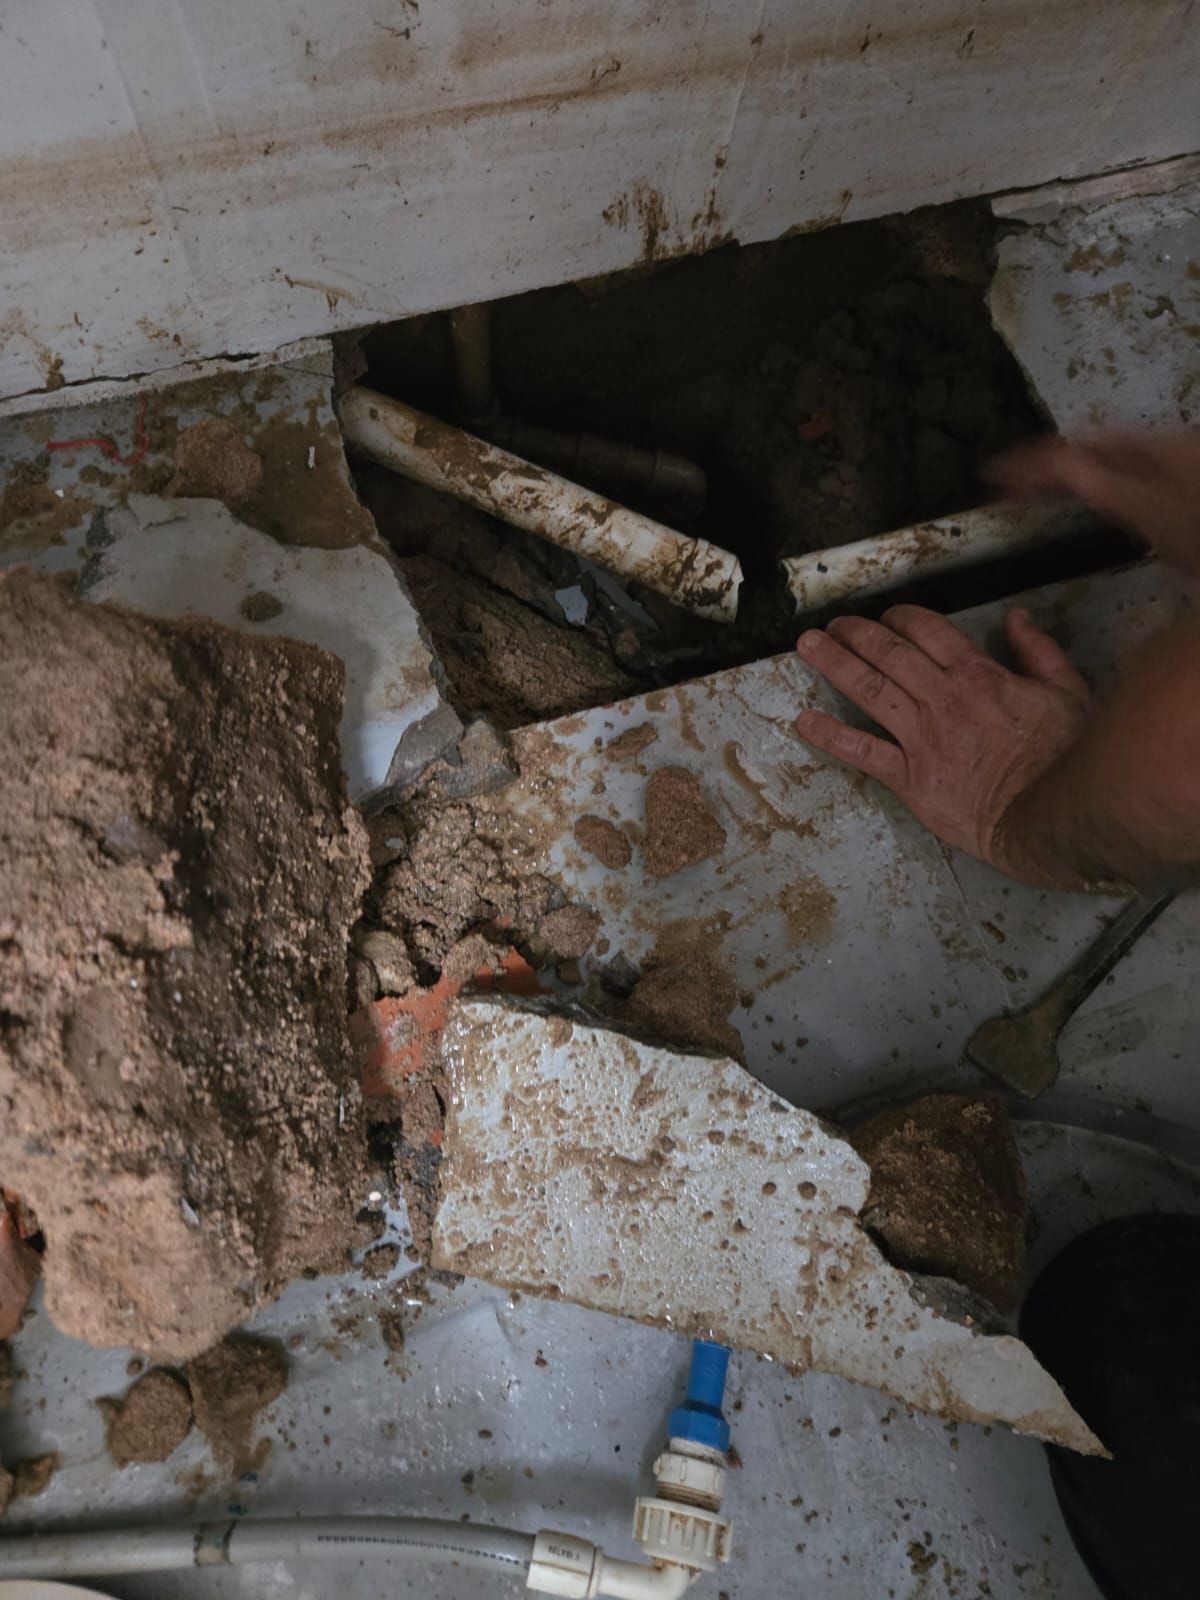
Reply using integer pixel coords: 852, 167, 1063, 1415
1, 0, 1197, 400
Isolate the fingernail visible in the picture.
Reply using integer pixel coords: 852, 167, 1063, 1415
1011, 607, 1029, 623
796, 630, 823, 653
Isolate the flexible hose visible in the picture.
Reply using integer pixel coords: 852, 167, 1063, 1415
0, 1517, 536, 1581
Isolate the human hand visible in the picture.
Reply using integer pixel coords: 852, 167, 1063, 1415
794, 605, 1092, 877
991, 429, 1200, 578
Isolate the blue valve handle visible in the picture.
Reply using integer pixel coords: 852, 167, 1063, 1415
668, 1339, 731, 1453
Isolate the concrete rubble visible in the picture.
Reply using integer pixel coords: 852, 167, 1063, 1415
0, 568, 370, 1359
433, 999, 1105, 1455
0, 340, 458, 804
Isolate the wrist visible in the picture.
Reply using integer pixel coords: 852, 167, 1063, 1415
987, 790, 1092, 892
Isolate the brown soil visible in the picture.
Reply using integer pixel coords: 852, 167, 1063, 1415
99, 1368, 194, 1467
850, 1093, 1027, 1312
187, 1333, 288, 1475
239, 591, 285, 623
537, 905, 601, 961
573, 814, 632, 869
607, 724, 658, 763
168, 418, 264, 506
0, 459, 89, 557
399, 552, 634, 727
626, 956, 743, 1062
11, 1454, 58, 1499
0, 1469, 11, 1516
0, 568, 371, 1358
643, 767, 726, 878
375, 801, 553, 979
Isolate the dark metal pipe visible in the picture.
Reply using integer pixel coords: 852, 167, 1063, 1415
447, 301, 707, 517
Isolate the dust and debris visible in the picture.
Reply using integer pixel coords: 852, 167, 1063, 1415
10, 1454, 58, 1500
378, 1310, 406, 1352
361, 1243, 401, 1280
354, 928, 416, 996
238, 590, 285, 622
644, 767, 726, 877
0, 458, 90, 555
537, 905, 601, 960
0, 568, 371, 1359
168, 418, 264, 506
187, 1334, 288, 1475
778, 876, 836, 945
607, 723, 658, 762
399, 554, 634, 726
99, 1368, 194, 1467
850, 1094, 1027, 1312
626, 956, 743, 1062
375, 802, 553, 978
573, 813, 632, 869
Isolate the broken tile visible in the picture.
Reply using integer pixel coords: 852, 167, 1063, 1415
433, 999, 1104, 1456
82, 494, 459, 802
990, 172, 1200, 431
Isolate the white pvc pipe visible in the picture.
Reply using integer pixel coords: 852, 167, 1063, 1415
0, 1519, 535, 1582
596, 1555, 696, 1599
340, 387, 743, 623
782, 503, 1099, 613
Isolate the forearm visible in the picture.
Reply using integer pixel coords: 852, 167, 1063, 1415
994, 619, 1200, 892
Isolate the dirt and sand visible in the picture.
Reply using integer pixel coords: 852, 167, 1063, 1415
850, 1093, 1028, 1311
573, 813, 632, 868
625, 955, 744, 1062
0, 568, 370, 1359
187, 1334, 289, 1473
95, 1333, 287, 1474
168, 418, 264, 506
99, 1368, 194, 1467
643, 767, 727, 877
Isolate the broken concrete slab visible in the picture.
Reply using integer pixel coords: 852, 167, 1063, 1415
0, 340, 354, 574
81, 494, 460, 803
492, 649, 1007, 1113
990, 167, 1200, 430
433, 999, 1104, 1455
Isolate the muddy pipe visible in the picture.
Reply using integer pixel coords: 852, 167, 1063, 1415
489, 417, 707, 520
340, 386, 742, 622
448, 302, 706, 517
783, 503, 1100, 613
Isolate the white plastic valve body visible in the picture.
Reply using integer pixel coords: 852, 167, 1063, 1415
632, 1438, 732, 1573
632, 1498, 731, 1574
652, 1439, 727, 1509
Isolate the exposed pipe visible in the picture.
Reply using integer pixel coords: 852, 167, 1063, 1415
0, 1345, 733, 1599
782, 503, 1100, 613
593, 1556, 696, 1600
447, 301, 707, 518
0, 1518, 535, 1582
449, 303, 499, 430
340, 386, 742, 622
488, 418, 707, 521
